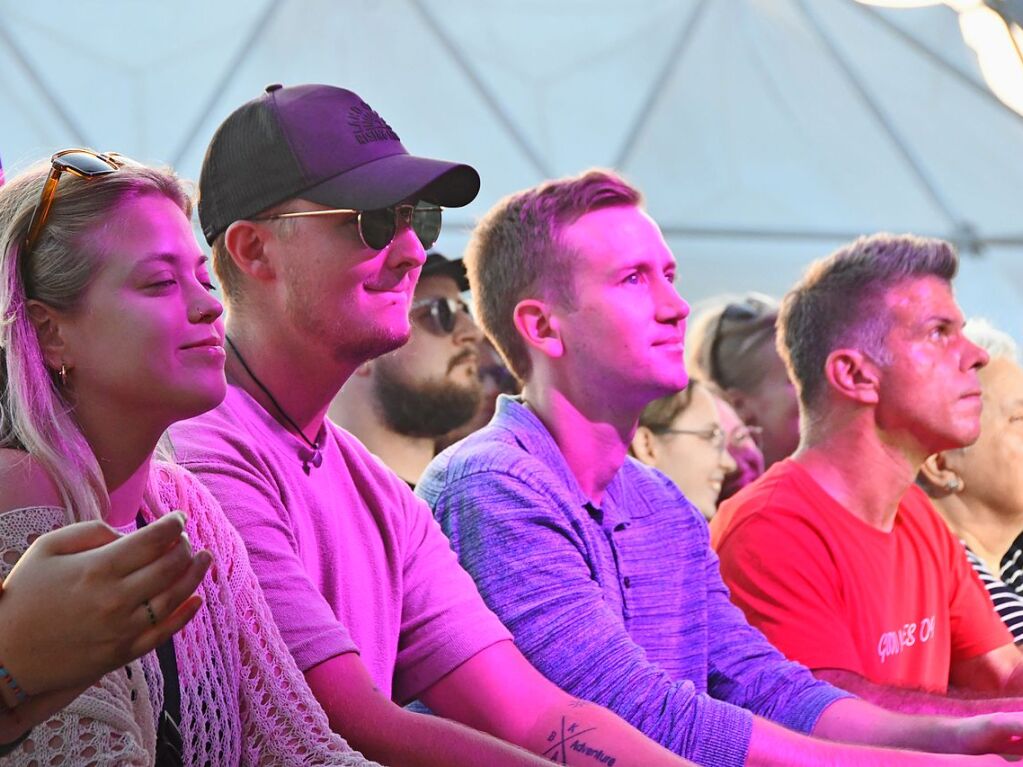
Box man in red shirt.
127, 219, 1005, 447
713, 233, 1023, 712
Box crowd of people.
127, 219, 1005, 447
2, 82, 1023, 766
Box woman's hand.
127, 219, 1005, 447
0, 513, 212, 699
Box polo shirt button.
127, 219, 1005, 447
623, 576, 632, 588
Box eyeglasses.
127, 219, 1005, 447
410, 296, 471, 335
255, 201, 442, 251
653, 424, 763, 452
23, 149, 125, 256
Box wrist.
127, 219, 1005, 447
0, 664, 28, 709
0, 726, 31, 754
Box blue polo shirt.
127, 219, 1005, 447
418, 396, 851, 767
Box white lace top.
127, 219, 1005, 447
0, 462, 381, 766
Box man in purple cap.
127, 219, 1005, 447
329, 253, 485, 489
170, 84, 700, 767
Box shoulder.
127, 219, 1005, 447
419, 422, 566, 509
149, 461, 223, 519
899, 484, 946, 524
168, 384, 267, 465
714, 460, 816, 542
897, 486, 958, 546
897, 485, 967, 559
0, 449, 63, 512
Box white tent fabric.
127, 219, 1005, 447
2, 0, 1021, 337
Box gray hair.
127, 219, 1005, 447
778, 233, 958, 411
964, 318, 1018, 363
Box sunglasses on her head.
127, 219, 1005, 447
708, 294, 776, 384
23, 149, 126, 256
254, 201, 442, 251
410, 296, 471, 336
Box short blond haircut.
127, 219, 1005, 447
465, 168, 642, 381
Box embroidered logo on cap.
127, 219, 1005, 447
348, 103, 400, 145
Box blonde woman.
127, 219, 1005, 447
0, 150, 378, 766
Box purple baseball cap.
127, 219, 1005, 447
197, 83, 481, 244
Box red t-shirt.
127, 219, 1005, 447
711, 459, 1011, 693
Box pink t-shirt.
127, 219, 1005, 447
170, 382, 510, 703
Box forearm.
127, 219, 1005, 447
518, 698, 695, 767
0, 687, 83, 745
750, 715, 993, 767
812, 697, 969, 753
308, 654, 548, 767
816, 668, 1023, 715
346, 707, 546, 767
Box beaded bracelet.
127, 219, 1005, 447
0, 664, 27, 706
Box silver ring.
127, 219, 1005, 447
143, 599, 157, 627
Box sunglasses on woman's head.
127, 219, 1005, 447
709, 294, 777, 383
255, 201, 442, 251
410, 296, 471, 336
23, 149, 125, 256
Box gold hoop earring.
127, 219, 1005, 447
58, 363, 68, 387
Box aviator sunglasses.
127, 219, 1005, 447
255, 201, 442, 251
23, 149, 125, 256
410, 296, 471, 336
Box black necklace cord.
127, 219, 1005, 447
225, 336, 323, 474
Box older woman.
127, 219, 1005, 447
920, 319, 1023, 642
0, 150, 378, 765
630, 380, 740, 520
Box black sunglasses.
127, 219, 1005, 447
23, 149, 125, 256
255, 201, 442, 251
410, 296, 471, 335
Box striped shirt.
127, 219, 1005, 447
962, 543, 1023, 642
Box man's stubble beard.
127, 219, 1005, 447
284, 279, 411, 366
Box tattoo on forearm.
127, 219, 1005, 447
543, 716, 617, 766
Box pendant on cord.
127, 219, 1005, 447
298, 443, 324, 475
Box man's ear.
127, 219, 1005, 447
24, 300, 69, 371
223, 220, 276, 281
512, 299, 563, 360
824, 348, 880, 405
630, 425, 659, 466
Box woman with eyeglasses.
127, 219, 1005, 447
630, 381, 743, 521
0, 151, 378, 765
